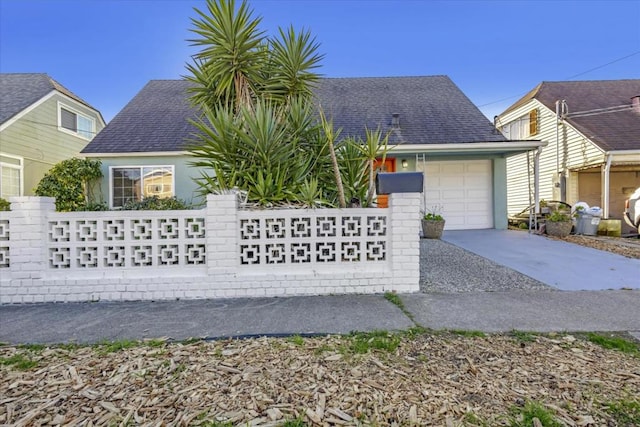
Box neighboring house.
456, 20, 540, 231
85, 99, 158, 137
0, 73, 106, 198
82, 76, 544, 230
497, 80, 640, 234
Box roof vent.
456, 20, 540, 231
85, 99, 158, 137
391, 113, 400, 128
632, 95, 640, 114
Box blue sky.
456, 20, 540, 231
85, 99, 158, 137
1, 0, 639, 123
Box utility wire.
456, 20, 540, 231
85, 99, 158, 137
565, 51, 640, 80
478, 51, 640, 109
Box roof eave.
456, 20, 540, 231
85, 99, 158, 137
82, 151, 189, 158
389, 141, 547, 156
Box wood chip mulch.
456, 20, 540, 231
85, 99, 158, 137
1, 333, 639, 426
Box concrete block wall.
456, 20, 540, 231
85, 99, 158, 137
0, 193, 421, 304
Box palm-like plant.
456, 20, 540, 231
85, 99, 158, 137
186, 0, 266, 111
186, 0, 336, 206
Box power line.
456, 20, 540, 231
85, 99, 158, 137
479, 51, 640, 109
565, 51, 640, 80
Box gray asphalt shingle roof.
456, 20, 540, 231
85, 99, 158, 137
502, 80, 640, 152
82, 76, 506, 154
0, 73, 97, 125
314, 76, 506, 144
82, 80, 197, 154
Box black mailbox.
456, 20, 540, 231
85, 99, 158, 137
375, 172, 424, 194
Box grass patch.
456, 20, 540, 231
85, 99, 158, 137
384, 291, 418, 324
463, 412, 489, 426
17, 343, 47, 352
384, 291, 404, 308
510, 330, 537, 343
604, 398, 640, 425
287, 335, 305, 346
347, 330, 401, 354
450, 329, 486, 338
95, 339, 139, 354
509, 401, 562, 427
0, 353, 38, 370
144, 339, 167, 348
587, 333, 639, 355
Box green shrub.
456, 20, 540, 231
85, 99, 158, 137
0, 198, 10, 211
34, 158, 103, 211
120, 196, 190, 210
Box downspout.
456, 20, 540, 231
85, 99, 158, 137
534, 146, 541, 220
603, 152, 612, 219
556, 100, 560, 179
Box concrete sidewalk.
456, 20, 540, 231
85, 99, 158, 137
1, 291, 638, 345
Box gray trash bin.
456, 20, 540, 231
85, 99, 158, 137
575, 213, 600, 235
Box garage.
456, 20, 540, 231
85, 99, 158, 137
417, 160, 493, 230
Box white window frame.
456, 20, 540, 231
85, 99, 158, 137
109, 165, 175, 209
0, 152, 24, 198
501, 109, 538, 139
57, 101, 96, 140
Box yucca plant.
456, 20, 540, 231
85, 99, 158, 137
186, 0, 339, 206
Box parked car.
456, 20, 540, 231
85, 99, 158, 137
623, 187, 640, 234
508, 200, 572, 227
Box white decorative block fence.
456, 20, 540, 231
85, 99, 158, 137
0, 193, 421, 304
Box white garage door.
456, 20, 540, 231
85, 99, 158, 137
418, 160, 493, 230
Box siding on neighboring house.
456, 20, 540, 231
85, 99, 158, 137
500, 99, 604, 214
1, 92, 104, 195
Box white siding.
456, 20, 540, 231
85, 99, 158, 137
501, 100, 605, 214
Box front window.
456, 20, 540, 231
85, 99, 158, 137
110, 166, 174, 208
0, 153, 23, 198
58, 103, 95, 139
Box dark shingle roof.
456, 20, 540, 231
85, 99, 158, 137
82, 76, 505, 154
82, 80, 197, 153
0, 73, 97, 124
502, 80, 640, 151
314, 76, 505, 144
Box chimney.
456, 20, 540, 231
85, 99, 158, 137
632, 95, 640, 114
391, 113, 400, 128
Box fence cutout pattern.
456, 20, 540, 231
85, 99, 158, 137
0, 219, 8, 268
238, 210, 389, 266
46, 212, 206, 269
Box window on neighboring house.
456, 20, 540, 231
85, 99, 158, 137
58, 103, 95, 139
501, 109, 539, 139
529, 109, 539, 136
0, 153, 23, 198
110, 166, 174, 208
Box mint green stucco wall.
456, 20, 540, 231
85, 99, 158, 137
93, 155, 207, 208
492, 157, 508, 230
94, 152, 509, 228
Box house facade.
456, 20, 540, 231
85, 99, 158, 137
498, 80, 640, 234
82, 76, 544, 230
0, 73, 105, 198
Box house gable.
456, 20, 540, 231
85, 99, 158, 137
0, 73, 105, 197
503, 80, 640, 152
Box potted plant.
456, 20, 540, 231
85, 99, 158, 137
545, 210, 573, 237
539, 199, 550, 214
421, 206, 445, 239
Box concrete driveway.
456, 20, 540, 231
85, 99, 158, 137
442, 229, 639, 291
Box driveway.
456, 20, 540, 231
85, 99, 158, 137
441, 229, 640, 291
